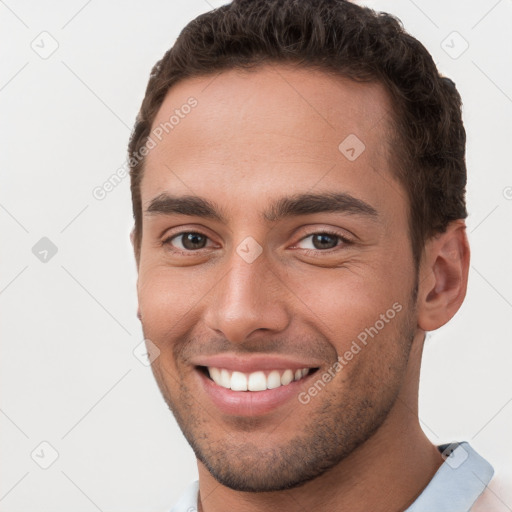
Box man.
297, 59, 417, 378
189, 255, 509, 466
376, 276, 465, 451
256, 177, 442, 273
127, 1, 500, 510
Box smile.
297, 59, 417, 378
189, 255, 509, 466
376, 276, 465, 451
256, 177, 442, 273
202, 366, 314, 391
191, 354, 323, 416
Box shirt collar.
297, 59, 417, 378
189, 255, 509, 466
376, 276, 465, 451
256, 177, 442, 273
405, 442, 494, 512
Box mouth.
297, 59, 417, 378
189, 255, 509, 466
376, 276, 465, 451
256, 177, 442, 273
196, 365, 320, 392
194, 362, 321, 417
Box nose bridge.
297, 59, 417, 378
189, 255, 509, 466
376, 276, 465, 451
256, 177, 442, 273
205, 246, 289, 342
225, 258, 264, 312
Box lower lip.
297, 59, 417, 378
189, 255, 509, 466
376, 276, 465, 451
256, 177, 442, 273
196, 368, 316, 416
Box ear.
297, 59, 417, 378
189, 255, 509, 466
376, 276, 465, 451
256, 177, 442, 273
129, 228, 142, 321
417, 220, 470, 331
130, 227, 140, 269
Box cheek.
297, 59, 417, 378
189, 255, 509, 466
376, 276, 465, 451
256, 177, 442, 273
284, 262, 414, 390
137, 264, 224, 367
137, 267, 195, 356
286, 262, 409, 342
138, 264, 207, 319
138, 274, 176, 326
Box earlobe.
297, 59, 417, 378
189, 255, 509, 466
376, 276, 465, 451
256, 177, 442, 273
417, 221, 470, 332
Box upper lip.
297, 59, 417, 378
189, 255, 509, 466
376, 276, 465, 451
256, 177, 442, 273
191, 353, 323, 373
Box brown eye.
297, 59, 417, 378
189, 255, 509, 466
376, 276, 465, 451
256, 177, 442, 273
311, 233, 339, 250
296, 232, 347, 251
164, 232, 210, 251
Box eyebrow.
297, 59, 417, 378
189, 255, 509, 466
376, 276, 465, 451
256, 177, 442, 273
145, 193, 228, 222
144, 191, 378, 223
263, 192, 378, 222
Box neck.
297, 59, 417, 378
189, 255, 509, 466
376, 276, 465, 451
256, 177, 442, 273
196, 331, 443, 512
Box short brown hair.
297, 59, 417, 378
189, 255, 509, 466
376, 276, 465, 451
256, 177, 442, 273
128, 0, 467, 267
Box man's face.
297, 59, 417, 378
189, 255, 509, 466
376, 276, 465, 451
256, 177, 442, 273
135, 65, 419, 492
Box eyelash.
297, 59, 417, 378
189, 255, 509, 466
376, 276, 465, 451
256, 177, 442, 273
161, 229, 354, 256
294, 230, 354, 256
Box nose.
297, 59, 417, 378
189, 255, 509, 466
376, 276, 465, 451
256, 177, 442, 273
204, 249, 290, 343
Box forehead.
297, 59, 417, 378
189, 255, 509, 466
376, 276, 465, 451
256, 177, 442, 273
142, 64, 403, 217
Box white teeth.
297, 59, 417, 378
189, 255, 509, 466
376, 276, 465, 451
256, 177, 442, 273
220, 369, 231, 389
206, 366, 312, 391
280, 369, 294, 385
230, 371, 248, 391
248, 371, 267, 391
267, 370, 282, 389
209, 367, 221, 383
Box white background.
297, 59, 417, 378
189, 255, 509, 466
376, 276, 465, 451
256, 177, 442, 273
1, 0, 511, 510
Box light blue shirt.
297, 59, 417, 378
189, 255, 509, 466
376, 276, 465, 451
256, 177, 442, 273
169, 442, 493, 512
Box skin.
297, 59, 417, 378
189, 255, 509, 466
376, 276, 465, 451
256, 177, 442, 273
131, 64, 470, 512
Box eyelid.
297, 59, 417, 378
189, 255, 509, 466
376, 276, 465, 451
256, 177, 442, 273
292, 226, 355, 244
161, 228, 218, 252
161, 227, 355, 254
160, 223, 217, 241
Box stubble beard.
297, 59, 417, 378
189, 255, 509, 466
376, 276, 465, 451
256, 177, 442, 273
148, 293, 418, 493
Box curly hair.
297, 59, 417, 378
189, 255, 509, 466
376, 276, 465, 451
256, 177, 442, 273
128, 0, 467, 267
